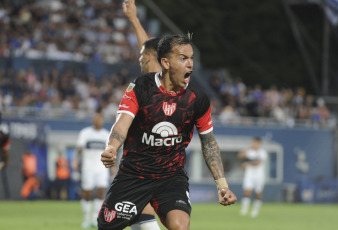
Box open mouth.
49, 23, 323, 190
184, 71, 192, 78
184, 71, 192, 84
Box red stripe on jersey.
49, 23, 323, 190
158, 85, 185, 96
195, 106, 213, 133
117, 89, 139, 116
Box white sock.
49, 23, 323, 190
251, 199, 262, 217
139, 220, 161, 230
93, 199, 103, 223
240, 197, 251, 215
81, 199, 92, 223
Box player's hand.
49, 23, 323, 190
218, 187, 237, 206
101, 148, 117, 168
122, 0, 137, 21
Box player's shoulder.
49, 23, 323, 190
80, 126, 93, 134
134, 72, 156, 88
187, 82, 210, 102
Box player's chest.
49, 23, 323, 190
138, 92, 196, 125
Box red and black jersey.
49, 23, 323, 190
117, 73, 213, 179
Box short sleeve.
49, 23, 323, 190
195, 93, 213, 134
117, 83, 139, 118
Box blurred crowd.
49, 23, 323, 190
0, 0, 143, 63
209, 70, 332, 127
0, 0, 334, 127
0, 66, 132, 120
0, 65, 333, 127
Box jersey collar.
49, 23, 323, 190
155, 72, 187, 96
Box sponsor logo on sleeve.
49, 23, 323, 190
126, 83, 135, 92
122, 94, 132, 100
119, 104, 130, 109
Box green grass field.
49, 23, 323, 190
0, 201, 337, 230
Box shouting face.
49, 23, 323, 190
163, 44, 193, 91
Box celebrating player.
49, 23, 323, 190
72, 109, 115, 228
98, 34, 237, 230
238, 137, 267, 217
123, 1, 162, 229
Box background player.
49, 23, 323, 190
0, 114, 10, 172
238, 137, 267, 217
123, 0, 162, 74
123, 1, 161, 229
72, 109, 115, 228
98, 34, 237, 230
0, 112, 10, 199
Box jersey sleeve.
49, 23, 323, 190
195, 93, 213, 135
76, 129, 86, 148
117, 83, 139, 118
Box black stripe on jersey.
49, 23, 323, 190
85, 141, 105, 149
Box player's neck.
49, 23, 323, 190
93, 126, 101, 131
148, 63, 161, 73
159, 72, 180, 92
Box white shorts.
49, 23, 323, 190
81, 169, 109, 191
243, 175, 265, 193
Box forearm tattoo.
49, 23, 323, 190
108, 129, 126, 148
199, 132, 224, 180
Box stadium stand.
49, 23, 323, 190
0, 0, 336, 128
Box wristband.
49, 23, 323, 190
105, 145, 116, 151
215, 178, 229, 190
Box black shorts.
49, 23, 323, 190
97, 174, 191, 230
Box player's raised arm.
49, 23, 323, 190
102, 113, 134, 168
123, 0, 149, 50
198, 131, 237, 206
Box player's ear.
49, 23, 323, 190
161, 57, 170, 70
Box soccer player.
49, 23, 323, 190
123, 0, 162, 74
0, 113, 10, 198
98, 34, 237, 230
0, 124, 10, 172
238, 137, 267, 218
123, 1, 162, 229
72, 109, 115, 228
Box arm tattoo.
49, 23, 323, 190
199, 132, 224, 180
108, 130, 126, 148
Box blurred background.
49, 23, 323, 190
0, 0, 337, 205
